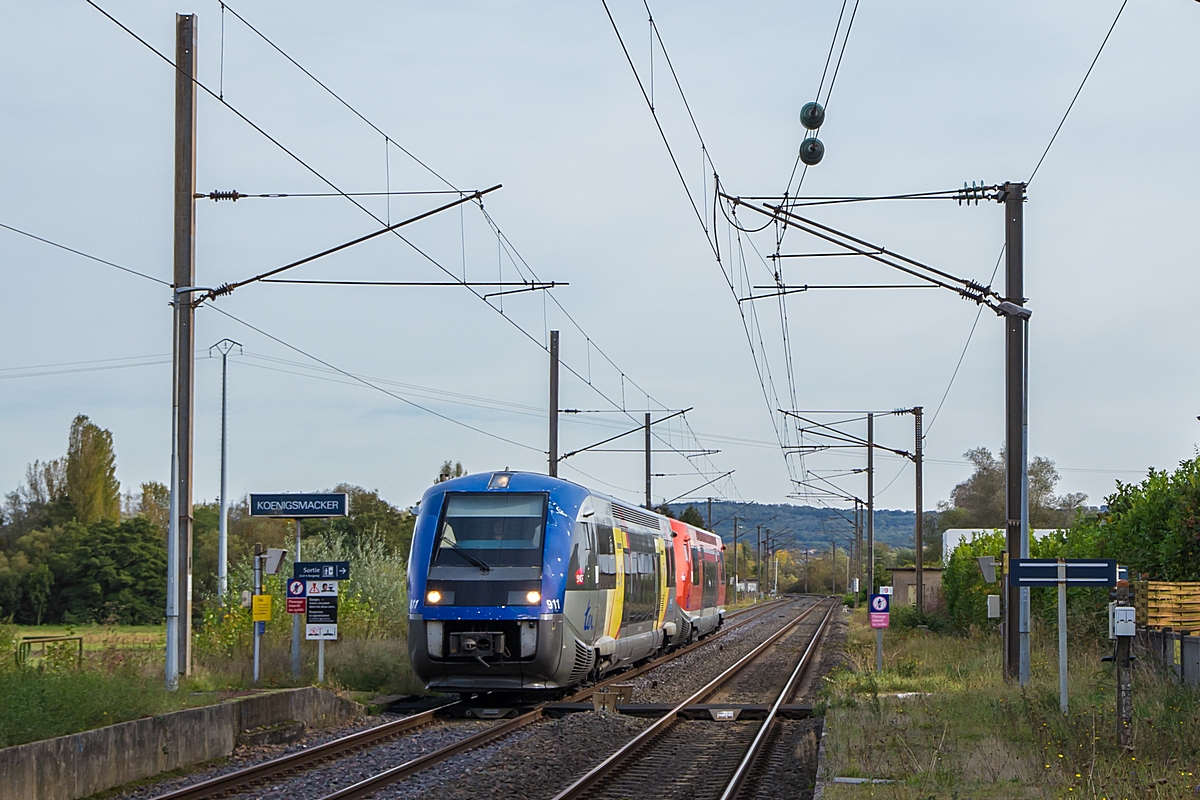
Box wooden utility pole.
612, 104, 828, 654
168, 12, 198, 685
549, 330, 559, 477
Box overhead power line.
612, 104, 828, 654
0, 221, 169, 286
85, 0, 738, 506
1028, 0, 1130, 184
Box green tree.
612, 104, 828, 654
65, 415, 120, 526
436, 461, 466, 483
299, 485, 415, 557
55, 516, 166, 624
26, 563, 52, 625
679, 505, 705, 528
936, 446, 1086, 530
137, 481, 170, 532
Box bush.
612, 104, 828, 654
890, 604, 952, 633
193, 529, 411, 690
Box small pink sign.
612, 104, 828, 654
869, 612, 890, 629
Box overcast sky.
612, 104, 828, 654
2, 1, 1197, 519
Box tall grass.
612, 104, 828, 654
192, 531, 420, 695
821, 610, 1200, 799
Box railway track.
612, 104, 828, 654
149, 597, 795, 800
549, 597, 835, 800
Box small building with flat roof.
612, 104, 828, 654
887, 567, 943, 608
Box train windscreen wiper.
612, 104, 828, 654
442, 539, 491, 574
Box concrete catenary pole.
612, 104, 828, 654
167, 12, 198, 688
914, 406, 924, 613
867, 413, 875, 594
549, 330, 559, 477
1003, 182, 1027, 682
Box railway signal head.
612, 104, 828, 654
799, 137, 825, 166
799, 102, 825, 130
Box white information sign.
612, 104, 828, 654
306, 623, 338, 640
880, 585, 894, 595
306, 580, 339, 597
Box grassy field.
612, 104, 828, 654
820, 608, 1200, 799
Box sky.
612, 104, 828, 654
2, 0, 1197, 520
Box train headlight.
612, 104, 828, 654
426, 590, 442, 604
525, 590, 541, 604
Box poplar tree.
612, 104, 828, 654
65, 414, 120, 526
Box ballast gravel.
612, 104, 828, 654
374, 711, 652, 800
113, 712, 416, 799
626, 598, 815, 705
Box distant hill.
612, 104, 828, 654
664, 500, 917, 550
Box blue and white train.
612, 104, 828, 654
406, 471, 727, 694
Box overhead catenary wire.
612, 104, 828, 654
1028, 0, 1130, 185
85, 1, 735, 506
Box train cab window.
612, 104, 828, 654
666, 545, 675, 584
433, 493, 546, 569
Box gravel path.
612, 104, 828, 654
624, 598, 815, 705
376, 711, 652, 800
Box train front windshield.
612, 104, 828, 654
433, 493, 547, 568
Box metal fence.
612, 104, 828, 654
1137, 628, 1200, 686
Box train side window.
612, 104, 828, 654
666, 545, 675, 584
691, 546, 701, 586
596, 524, 617, 590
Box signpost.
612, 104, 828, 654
295, 565, 345, 682
249, 493, 348, 679
869, 593, 890, 672
1010, 558, 1118, 714
285, 578, 307, 615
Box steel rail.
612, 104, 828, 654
548, 599, 830, 800
718, 601, 835, 800
319, 598, 802, 800
151, 598, 793, 800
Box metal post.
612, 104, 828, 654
1020, 318, 1031, 685
732, 516, 739, 603
1057, 557, 1068, 714
1003, 181, 1027, 682
1116, 582, 1133, 746
831, 539, 836, 595
318, 639, 325, 683
914, 406, 924, 614
549, 330, 559, 477
867, 413, 875, 594
707, 497, 712, 530
253, 544, 262, 684
211, 338, 240, 602
756, 525, 762, 599
645, 412, 651, 508
804, 548, 809, 594
171, 13, 198, 683
854, 501, 862, 607
876, 628, 883, 673
292, 519, 301, 678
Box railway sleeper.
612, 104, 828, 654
544, 702, 814, 720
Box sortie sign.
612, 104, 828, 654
248, 493, 349, 518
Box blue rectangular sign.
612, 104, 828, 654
249, 493, 349, 518
293, 560, 351, 581
1009, 558, 1117, 587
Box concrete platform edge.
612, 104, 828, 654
0, 687, 363, 800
